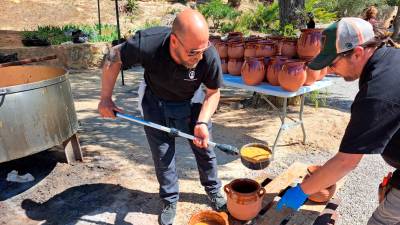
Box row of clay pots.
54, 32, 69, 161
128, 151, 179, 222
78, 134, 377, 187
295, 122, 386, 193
212, 28, 324, 61
216, 40, 278, 60
222, 56, 328, 92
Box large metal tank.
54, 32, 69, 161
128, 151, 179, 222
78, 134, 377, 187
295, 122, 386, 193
0, 65, 78, 163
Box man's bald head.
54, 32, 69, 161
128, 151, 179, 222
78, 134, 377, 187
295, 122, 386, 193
172, 8, 209, 42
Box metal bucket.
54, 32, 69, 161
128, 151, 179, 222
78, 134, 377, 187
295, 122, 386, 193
0, 65, 78, 163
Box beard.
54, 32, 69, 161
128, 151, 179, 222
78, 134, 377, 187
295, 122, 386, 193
176, 50, 199, 69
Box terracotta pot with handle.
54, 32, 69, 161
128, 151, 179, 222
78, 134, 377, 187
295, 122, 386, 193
244, 42, 258, 58
281, 38, 298, 58
224, 178, 266, 221
297, 29, 323, 60
215, 41, 228, 58
278, 60, 307, 92
210, 35, 221, 46
255, 40, 276, 58
220, 58, 228, 74
228, 58, 244, 76
266, 56, 287, 86
304, 61, 320, 86
318, 67, 328, 80
228, 41, 244, 59
267, 36, 284, 55
241, 57, 265, 86
228, 32, 243, 41
188, 210, 229, 225
304, 165, 337, 203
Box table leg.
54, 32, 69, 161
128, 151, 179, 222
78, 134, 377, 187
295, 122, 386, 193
300, 94, 306, 144
272, 97, 287, 152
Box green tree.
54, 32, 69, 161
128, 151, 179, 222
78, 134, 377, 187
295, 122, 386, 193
386, 0, 400, 40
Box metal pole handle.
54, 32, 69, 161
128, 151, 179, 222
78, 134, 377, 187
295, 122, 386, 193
115, 112, 239, 155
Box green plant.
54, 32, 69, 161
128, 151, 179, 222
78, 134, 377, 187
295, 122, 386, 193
280, 23, 297, 37
198, 0, 240, 30
306, 90, 328, 108
22, 24, 119, 45
305, 0, 337, 23
143, 19, 162, 29
124, 0, 139, 15
387, 0, 400, 5
337, 0, 387, 17
166, 7, 181, 15
235, 2, 279, 33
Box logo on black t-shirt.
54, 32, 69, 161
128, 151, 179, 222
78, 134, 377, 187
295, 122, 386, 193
185, 70, 197, 81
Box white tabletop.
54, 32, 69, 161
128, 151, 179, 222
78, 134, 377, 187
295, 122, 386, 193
223, 74, 333, 98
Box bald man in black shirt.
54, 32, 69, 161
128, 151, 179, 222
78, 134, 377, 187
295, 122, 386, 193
98, 9, 225, 225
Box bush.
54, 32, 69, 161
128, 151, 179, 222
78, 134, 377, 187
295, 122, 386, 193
123, 0, 139, 15
305, 0, 338, 23
336, 0, 387, 17
22, 24, 119, 45
232, 2, 279, 34
198, 0, 240, 30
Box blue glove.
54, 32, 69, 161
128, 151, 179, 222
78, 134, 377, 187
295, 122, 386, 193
276, 184, 309, 212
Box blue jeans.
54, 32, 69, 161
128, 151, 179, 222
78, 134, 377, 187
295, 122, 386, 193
141, 88, 221, 204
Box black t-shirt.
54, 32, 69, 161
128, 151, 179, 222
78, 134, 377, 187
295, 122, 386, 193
119, 26, 222, 101
339, 46, 400, 168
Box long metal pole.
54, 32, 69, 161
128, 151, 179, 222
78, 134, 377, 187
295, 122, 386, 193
97, 0, 102, 35
114, 0, 125, 86
115, 112, 239, 155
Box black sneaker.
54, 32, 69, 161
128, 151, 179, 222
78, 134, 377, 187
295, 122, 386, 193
207, 191, 227, 212
158, 202, 177, 225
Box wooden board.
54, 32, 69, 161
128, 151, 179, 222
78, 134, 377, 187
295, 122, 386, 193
228, 162, 346, 225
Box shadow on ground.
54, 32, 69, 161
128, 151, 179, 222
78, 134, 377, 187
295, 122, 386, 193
0, 150, 63, 201
21, 183, 208, 225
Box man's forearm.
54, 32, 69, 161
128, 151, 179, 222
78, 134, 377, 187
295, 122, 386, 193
300, 152, 363, 195
101, 45, 123, 100
197, 89, 220, 123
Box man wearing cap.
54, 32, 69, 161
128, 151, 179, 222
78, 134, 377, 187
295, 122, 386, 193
277, 17, 400, 225
98, 9, 226, 225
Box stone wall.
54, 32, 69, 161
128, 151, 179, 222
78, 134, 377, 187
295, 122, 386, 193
0, 42, 110, 69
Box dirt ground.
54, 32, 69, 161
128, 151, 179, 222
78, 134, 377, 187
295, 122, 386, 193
0, 69, 350, 225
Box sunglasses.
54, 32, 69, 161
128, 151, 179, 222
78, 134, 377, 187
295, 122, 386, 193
172, 33, 211, 57
329, 49, 354, 69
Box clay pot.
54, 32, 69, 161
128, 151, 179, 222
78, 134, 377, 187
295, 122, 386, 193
267, 36, 284, 55
244, 42, 258, 58
228, 32, 244, 41
228, 41, 244, 59
278, 60, 307, 92
228, 58, 244, 76
263, 57, 271, 82
215, 41, 228, 58
304, 62, 320, 86
304, 165, 337, 203
188, 210, 229, 225
224, 178, 266, 221
297, 29, 323, 60
266, 56, 287, 86
209, 35, 221, 46
281, 38, 298, 58
318, 67, 328, 80
241, 57, 265, 86
221, 58, 228, 74
255, 40, 276, 58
